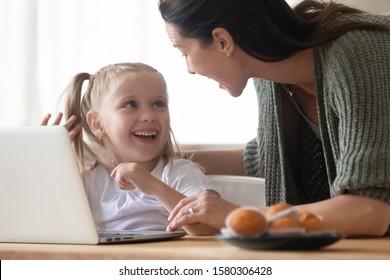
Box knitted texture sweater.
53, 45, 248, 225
244, 14, 390, 207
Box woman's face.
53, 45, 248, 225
165, 22, 249, 97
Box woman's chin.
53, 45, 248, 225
218, 83, 231, 93
218, 83, 242, 97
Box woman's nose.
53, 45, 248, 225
186, 62, 195, 74
187, 68, 196, 75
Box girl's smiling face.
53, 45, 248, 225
94, 71, 170, 167
165, 22, 249, 97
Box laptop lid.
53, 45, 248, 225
0, 126, 185, 244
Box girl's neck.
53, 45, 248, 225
141, 157, 161, 172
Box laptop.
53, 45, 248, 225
0, 126, 186, 244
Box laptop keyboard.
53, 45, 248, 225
98, 232, 139, 237
98, 231, 142, 242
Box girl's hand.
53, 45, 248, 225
41, 113, 82, 142
166, 191, 239, 232
111, 162, 159, 195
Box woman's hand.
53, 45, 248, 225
112, 162, 221, 236
166, 191, 239, 232
41, 112, 82, 141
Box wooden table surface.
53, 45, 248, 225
1, 235, 389, 260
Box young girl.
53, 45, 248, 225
42, 62, 217, 236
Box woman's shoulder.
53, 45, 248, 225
319, 14, 390, 54
357, 13, 390, 26
315, 16, 390, 76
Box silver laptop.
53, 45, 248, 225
0, 126, 186, 244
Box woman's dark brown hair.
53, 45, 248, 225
159, 0, 389, 61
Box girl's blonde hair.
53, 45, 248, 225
62, 62, 179, 174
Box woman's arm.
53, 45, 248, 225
299, 194, 390, 236
111, 162, 218, 235
183, 149, 245, 175
167, 193, 390, 237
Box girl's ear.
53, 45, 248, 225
86, 111, 106, 140
212, 27, 235, 57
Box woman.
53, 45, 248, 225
160, 0, 390, 236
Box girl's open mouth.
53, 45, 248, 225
133, 130, 158, 140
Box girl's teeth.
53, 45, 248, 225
134, 131, 157, 136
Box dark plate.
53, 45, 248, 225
218, 232, 343, 250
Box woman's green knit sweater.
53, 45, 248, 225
244, 14, 390, 207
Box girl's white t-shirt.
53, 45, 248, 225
84, 158, 211, 231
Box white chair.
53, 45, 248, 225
207, 175, 265, 207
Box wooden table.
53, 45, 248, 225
1, 235, 389, 260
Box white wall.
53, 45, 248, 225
0, 0, 259, 146
1, 0, 388, 146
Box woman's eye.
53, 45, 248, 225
125, 101, 137, 108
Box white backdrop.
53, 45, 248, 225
1, 0, 388, 144
0, 0, 258, 145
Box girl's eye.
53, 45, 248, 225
154, 100, 167, 108
125, 100, 137, 108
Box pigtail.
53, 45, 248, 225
63, 73, 91, 174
